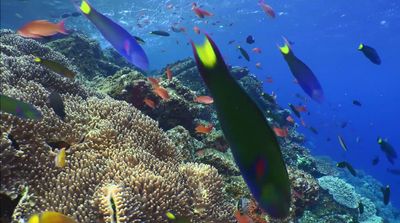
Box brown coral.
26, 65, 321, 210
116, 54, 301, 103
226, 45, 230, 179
0, 30, 234, 223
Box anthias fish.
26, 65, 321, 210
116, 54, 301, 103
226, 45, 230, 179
0, 94, 42, 120
377, 137, 397, 164
279, 41, 324, 103
194, 96, 214, 104
76, 0, 149, 70
18, 20, 67, 38
28, 211, 77, 223
34, 57, 76, 79
358, 43, 381, 65
143, 98, 156, 109
238, 46, 250, 61
191, 3, 213, 18
258, 0, 275, 18
195, 124, 213, 134
191, 34, 290, 218
166, 67, 173, 81
337, 161, 357, 176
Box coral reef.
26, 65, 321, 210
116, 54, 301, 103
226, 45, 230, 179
318, 176, 360, 209
45, 33, 133, 79
0, 30, 234, 223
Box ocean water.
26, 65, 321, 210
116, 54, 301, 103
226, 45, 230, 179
1, 0, 400, 221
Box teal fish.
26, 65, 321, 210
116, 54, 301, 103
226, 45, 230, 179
34, 57, 76, 79
358, 43, 381, 65
191, 34, 290, 218
0, 94, 42, 120
279, 41, 324, 103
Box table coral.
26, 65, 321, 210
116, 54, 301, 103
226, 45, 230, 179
318, 176, 360, 209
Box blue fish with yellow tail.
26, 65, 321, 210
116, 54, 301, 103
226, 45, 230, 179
0, 94, 42, 120
279, 40, 324, 103
75, 0, 149, 70
191, 34, 291, 218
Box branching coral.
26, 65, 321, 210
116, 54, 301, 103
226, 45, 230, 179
0, 30, 234, 223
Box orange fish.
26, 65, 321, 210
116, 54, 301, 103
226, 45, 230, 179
294, 105, 307, 112
195, 124, 213, 134
166, 67, 173, 81
273, 127, 288, 137
234, 210, 253, 223
300, 119, 307, 127
255, 62, 262, 69
192, 3, 213, 18
258, 0, 275, 18
286, 115, 295, 123
252, 47, 262, 53
265, 76, 273, 83
143, 98, 156, 109
153, 87, 170, 100
194, 96, 214, 104
193, 26, 200, 34
147, 77, 160, 88
18, 20, 67, 38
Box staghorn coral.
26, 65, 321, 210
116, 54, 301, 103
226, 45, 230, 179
0, 31, 234, 223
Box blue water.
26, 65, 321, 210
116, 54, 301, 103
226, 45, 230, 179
2, 0, 399, 209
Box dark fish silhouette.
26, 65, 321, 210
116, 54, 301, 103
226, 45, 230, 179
372, 156, 379, 166
246, 35, 255, 44
49, 92, 66, 120
309, 126, 318, 135
149, 30, 170, 36
352, 100, 362, 106
134, 36, 145, 44
279, 41, 324, 103
337, 161, 357, 176
358, 43, 381, 65
191, 34, 290, 218
381, 185, 390, 205
358, 202, 364, 214
237, 46, 250, 61
377, 137, 397, 164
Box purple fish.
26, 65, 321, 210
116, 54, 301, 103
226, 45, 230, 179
75, 0, 149, 70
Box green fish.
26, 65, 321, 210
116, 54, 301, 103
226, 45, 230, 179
358, 43, 381, 65
237, 45, 250, 61
34, 57, 76, 79
191, 34, 290, 218
0, 94, 42, 120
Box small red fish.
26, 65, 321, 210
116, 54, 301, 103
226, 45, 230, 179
294, 105, 307, 112
192, 3, 213, 18
143, 98, 156, 109
265, 76, 273, 83
193, 26, 200, 34
273, 127, 288, 137
166, 67, 173, 81
18, 20, 67, 38
300, 119, 307, 127
252, 47, 262, 53
234, 210, 253, 223
255, 62, 262, 69
153, 87, 170, 100
195, 124, 213, 134
147, 77, 160, 88
286, 115, 295, 123
194, 96, 214, 104
258, 0, 275, 18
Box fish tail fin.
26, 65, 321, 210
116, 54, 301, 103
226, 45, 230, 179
58, 20, 68, 34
